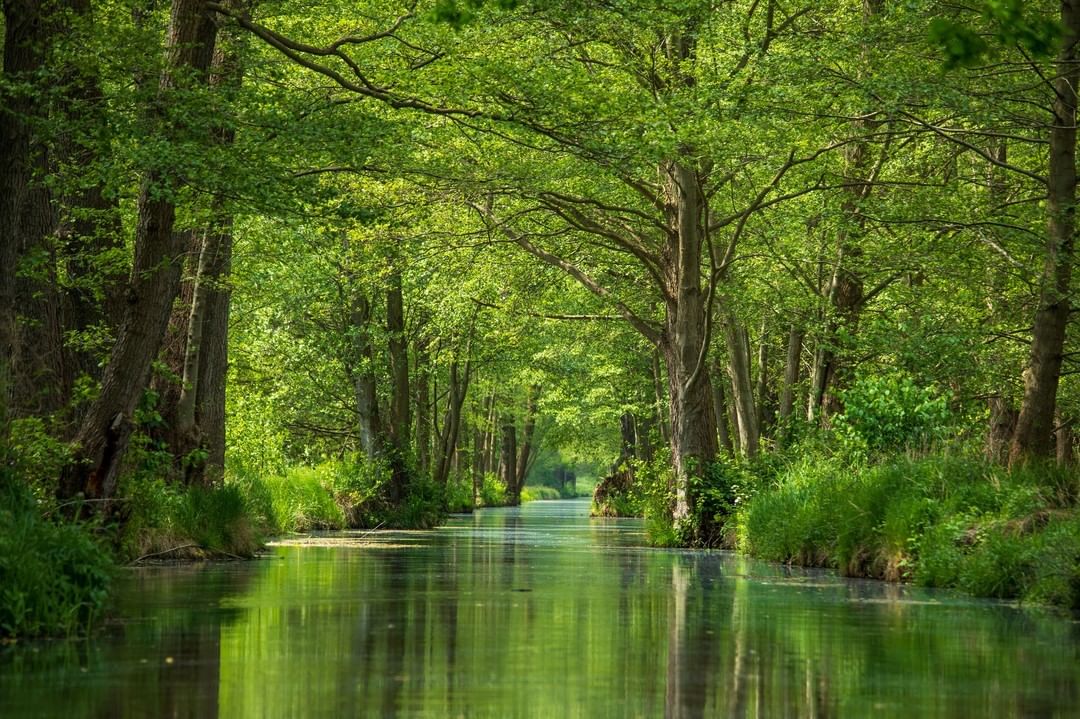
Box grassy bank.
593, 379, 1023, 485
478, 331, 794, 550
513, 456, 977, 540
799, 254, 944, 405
732, 453, 1080, 610
0, 472, 112, 640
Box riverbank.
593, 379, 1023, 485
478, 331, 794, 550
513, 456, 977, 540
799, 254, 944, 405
0, 452, 587, 640
730, 453, 1080, 611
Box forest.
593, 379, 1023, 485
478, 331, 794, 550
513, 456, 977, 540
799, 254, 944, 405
3, 0, 1080, 641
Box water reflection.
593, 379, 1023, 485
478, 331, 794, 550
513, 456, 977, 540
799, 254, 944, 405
2, 499, 1078, 718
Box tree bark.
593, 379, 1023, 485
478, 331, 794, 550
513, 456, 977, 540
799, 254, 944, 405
515, 386, 539, 490
1010, 0, 1080, 464
413, 334, 431, 474
350, 290, 382, 459
711, 365, 734, 456
1, 0, 48, 440
434, 361, 469, 485
725, 318, 758, 458
386, 263, 409, 450
385, 262, 409, 501
59, 0, 220, 502
499, 418, 518, 505
754, 322, 770, 434
659, 157, 719, 533
779, 325, 803, 424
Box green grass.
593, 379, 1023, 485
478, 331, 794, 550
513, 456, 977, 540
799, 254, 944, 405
733, 452, 1080, 609
0, 475, 113, 639
521, 485, 561, 502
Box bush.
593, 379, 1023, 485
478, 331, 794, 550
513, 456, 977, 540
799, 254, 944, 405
833, 373, 952, 456
443, 478, 475, 513
477, 473, 507, 507
0, 476, 113, 639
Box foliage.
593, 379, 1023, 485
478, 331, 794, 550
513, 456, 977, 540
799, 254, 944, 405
832, 373, 953, 457
0, 475, 112, 639
477, 473, 507, 507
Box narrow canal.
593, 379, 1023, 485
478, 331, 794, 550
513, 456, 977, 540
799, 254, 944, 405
2, 498, 1078, 717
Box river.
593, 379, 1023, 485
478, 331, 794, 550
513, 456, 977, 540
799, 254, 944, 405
1, 498, 1078, 717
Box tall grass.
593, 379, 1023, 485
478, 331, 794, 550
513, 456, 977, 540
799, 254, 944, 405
0, 474, 113, 639
734, 453, 1080, 609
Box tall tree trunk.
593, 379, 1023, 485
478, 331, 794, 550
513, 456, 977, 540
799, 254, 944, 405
711, 363, 733, 455
778, 325, 803, 447
350, 290, 382, 458
434, 361, 469, 486
499, 418, 518, 505
1010, 0, 1080, 464
659, 157, 718, 534
987, 396, 1018, 464
1, 0, 48, 441
176, 38, 241, 485
515, 386, 539, 490
385, 262, 409, 501
754, 322, 770, 434
386, 263, 409, 448
618, 411, 637, 466
779, 325, 803, 423
13, 143, 65, 417
725, 318, 758, 458
413, 335, 431, 475
192, 221, 231, 484
59, 0, 220, 502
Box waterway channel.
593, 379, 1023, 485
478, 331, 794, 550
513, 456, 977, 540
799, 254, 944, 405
2, 498, 1078, 717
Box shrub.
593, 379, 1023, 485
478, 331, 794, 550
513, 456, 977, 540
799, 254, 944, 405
478, 473, 507, 507
443, 478, 475, 513
833, 373, 952, 456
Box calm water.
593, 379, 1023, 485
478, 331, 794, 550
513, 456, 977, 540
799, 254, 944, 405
2, 498, 1079, 718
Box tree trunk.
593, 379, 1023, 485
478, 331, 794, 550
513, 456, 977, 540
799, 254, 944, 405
778, 325, 803, 447
515, 386, 539, 490
500, 419, 518, 505
1, 0, 48, 441
13, 143, 64, 418
386, 263, 409, 449
659, 157, 719, 534
192, 222, 231, 484
987, 396, 1017, 464
711, 365, 734, 456
725, 318, 758, 458
59, 0, 219, 502
434, 361, 469, 485
779, 325, 803, 422
754, 322, 770, 434
350, 290, 382, 458
385, 263, 409, 502
619, 411, 637, 465
413, 335, 431, 475
1056, 412, 1075, 467
1010, 0, 1080, 464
